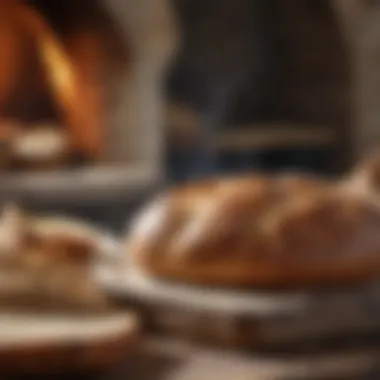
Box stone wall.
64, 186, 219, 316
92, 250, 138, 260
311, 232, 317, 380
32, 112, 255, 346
103, 0, 179, 168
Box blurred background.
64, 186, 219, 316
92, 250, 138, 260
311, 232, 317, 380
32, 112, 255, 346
0, 0, 377, 229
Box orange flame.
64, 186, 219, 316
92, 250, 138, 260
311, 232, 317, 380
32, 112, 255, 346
0, 0, 105, 160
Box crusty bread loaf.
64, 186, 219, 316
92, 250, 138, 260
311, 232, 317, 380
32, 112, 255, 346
128, 174, 380, 287
0, 311, 138, 375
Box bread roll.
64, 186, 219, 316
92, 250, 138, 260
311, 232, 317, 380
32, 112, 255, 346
128, 174, 380, 287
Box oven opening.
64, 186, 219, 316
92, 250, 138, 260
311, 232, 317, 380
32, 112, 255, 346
0, 0, 128, 168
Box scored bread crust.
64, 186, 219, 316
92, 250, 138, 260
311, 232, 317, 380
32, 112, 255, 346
128, 174, 380, 287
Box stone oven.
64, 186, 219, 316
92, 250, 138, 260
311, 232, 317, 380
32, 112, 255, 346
0, 0, 178, 204
0, 0, 380, 225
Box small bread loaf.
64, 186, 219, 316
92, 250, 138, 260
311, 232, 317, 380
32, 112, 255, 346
0, 204, 110, 311
128, 174, 380, 287
0, 201, 138, 375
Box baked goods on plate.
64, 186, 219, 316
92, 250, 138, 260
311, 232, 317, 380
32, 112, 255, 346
126, 173, 380, 287
0, 204, 138, 375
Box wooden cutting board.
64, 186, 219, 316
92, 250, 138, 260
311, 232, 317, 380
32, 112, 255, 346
0, 311, 139, 376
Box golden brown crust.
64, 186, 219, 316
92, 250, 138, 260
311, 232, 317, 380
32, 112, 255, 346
129, 174, 380, 287
135, 252, 380, 288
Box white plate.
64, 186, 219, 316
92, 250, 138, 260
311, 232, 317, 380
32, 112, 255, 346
98, 255, 380, 321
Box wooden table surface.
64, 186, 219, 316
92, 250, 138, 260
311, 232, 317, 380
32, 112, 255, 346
6, 335, 380, 380
104, 336, 380, 380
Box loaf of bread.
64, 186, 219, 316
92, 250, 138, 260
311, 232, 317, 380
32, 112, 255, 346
0, 204, 139, 375
0, 204, 111, 311
128, 174, 380, 287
